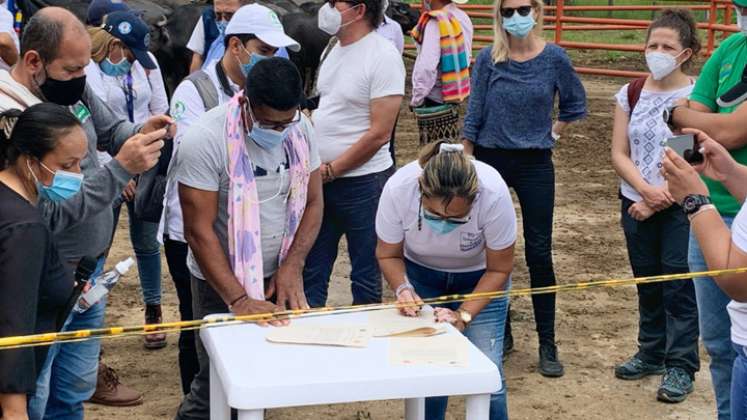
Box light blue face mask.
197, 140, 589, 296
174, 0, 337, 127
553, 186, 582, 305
250, 125, 289, 150
423, 217, 461, 235
239, 51, 271, 78
100, 56, 132, 77
503, 13, 535, 38
216, 20, 228, 35
28, 160, 84, 202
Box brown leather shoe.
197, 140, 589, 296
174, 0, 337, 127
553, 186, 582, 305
144, 304, 167, 350
88, 363, 143, 407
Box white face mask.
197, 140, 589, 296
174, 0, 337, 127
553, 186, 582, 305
317, 3, 359, 35
645, 50, 685, 80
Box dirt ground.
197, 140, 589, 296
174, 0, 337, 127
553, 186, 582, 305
87, 76, 719, 420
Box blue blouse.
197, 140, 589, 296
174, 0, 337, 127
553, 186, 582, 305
463, 44, 587, 150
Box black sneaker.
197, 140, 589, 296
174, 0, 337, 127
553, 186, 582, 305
538, 343, 564, 378
657, 367, 694, 403
614, 356, 665, 380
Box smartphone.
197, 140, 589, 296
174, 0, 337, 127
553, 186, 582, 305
664, 134, 704, 164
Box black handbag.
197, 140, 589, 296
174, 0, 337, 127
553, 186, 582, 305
133, 139, 173, 223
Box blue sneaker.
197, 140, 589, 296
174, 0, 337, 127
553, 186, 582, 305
657, 367, 694, 403
614, 356, 665, 380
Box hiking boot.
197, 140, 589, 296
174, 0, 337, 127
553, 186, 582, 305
657, 367, 694, 403
88, 363, 143, 407
614, 356, 665, 380
538, 342, 564, 378
144, 304, 167, 350
502, 331, 514, 361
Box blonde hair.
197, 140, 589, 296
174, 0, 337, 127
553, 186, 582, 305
88, 26, 118, 64
491, 0, 545, 63
418, 141, 479, 207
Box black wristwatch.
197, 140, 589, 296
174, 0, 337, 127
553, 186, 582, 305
682, 194, 712, 216
663, 105, 681, 131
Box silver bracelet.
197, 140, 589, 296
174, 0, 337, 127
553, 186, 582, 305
395, 279, 414, 298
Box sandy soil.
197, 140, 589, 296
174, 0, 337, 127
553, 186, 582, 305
86, 77, 718, 420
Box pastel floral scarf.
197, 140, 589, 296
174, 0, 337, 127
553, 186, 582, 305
224, 92, 311, 300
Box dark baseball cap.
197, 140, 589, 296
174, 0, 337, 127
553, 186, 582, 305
87, 0, 130, 26
103, 11, 157, 70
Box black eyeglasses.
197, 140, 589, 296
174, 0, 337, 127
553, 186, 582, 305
246, 102, 302, 131
327, 0, 361, 6
499, 5, 532, 18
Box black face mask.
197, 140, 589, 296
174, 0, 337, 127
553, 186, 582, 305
39, 69, 86, 106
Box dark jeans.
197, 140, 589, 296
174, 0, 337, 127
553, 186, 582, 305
175, 276, 228, 420
620, 198, 700, 375
474, 146, 557, 344
304, 167, 394, 307
164, 237, 199, 395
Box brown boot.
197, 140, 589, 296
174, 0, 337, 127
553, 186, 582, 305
88, 363, 143, 406
144, 304, 167, 350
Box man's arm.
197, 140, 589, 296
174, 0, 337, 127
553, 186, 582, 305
84, 87, 142, 156
189, 53, 204, 74
328, 95, 402, 176
268, 169, 323, 309
673, 102, 747, 150
0, 33, 17, 67
410, 21, 440, 107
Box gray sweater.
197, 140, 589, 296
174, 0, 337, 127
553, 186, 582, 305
37, 86, 139, 262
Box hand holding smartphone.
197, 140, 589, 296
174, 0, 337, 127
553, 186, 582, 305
663, 134, 704, 165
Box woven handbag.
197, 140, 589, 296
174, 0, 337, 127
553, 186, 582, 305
413, 104, 460, 146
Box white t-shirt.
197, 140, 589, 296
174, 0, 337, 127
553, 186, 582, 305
187, 16, 206, 55
175, 104, 321, 279
614, 83, 693, 202
376, 16, 404, 55
313, 31, 405, 177
728, 202, 747, 346
85, 52, 169, 124
375, 160, 517, 272
162, 60, 240, 242
0, 7, 18, 72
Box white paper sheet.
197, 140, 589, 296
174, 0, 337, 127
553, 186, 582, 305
265, 324, 371, 348
368, 307, 441, 337
389, 335, 469, 368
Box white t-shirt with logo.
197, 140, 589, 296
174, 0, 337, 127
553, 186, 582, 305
614, 83, 693, 202
313, 31, 405, 178
728, 202, 747, 346
161, 60, 240, 243
375, 160, 517, 272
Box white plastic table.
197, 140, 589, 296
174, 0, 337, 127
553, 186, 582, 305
201, 308, 501, 420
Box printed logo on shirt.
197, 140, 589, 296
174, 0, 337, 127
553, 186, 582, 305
72, 102, 91, 124
459, 232, 483, 252
171, 101, 186, 121
719, 63, 733, 85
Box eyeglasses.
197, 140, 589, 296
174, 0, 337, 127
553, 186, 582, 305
499, 5, 532, 18
422, 208, 471, 224
327, 0, 361, 7
246, 102, 302, 131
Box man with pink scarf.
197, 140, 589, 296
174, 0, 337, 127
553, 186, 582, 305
173, 57, 323, 419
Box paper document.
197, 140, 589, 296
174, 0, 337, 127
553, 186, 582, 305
368, 307, 441, 337
389, 335, 469, 368
265, 325, 371, 348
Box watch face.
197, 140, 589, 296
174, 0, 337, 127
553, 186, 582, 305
683, 196, 696, 212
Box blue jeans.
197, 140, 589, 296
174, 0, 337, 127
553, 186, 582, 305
113, 201, 162, 305
28, 257, 107, 420
732, 344, 747, 420
689, 216, 736, 420
405, 259, 509, 420
304, 167, 394, 307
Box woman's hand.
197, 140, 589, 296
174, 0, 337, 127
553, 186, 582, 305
396, 288, 423, 317
639, 185, 674, 211
683, 128, 739, 182
433, 307, 466, 332
628, 201, 655, 221
662, 147, 709, 204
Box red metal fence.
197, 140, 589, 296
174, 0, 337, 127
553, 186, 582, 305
405, 0, 740, 78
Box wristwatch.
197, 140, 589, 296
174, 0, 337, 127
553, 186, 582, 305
456, 308, 472, 325
663, 105, 681, 131
682, 194, 712, 216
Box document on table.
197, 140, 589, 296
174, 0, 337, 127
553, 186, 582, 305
389, 335, 469, 368
368, 308, 445, 337
265, 324, 371, 348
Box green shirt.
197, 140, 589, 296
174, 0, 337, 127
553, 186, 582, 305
690, 33, 747, 216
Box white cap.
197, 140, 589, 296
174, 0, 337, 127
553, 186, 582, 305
225, 4, 301, 52
115, 257, 135, 275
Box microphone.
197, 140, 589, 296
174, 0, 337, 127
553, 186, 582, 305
60, 256, 99, 325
